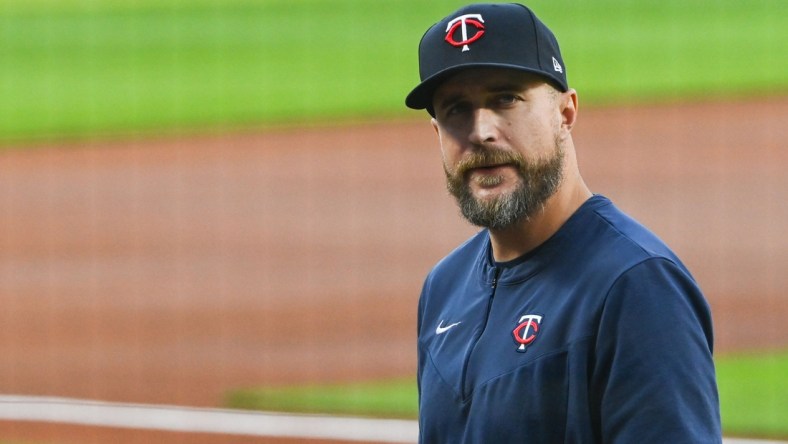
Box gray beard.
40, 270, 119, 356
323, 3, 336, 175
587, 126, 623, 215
445, 144, 564, 230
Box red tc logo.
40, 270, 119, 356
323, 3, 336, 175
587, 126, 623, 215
513, 314, 543, 352
445, 13, 485, 52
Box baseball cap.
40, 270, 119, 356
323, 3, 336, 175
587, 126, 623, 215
405, 3, 568, 112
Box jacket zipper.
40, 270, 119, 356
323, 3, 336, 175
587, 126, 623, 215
460, 266, 501, 400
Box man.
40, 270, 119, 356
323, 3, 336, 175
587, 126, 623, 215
405, 3, 721, 443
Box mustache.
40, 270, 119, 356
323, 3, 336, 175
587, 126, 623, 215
453, 148, 525, 177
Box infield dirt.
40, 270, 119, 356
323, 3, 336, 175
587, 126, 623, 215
1, 98, 786, 443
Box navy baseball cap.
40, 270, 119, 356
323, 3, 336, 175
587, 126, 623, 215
405, 3, 568, 112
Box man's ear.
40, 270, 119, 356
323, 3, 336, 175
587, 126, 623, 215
431, 117, 440, 136
560, 89, 578, 132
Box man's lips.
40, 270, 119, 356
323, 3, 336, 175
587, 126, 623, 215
467, 163, 514, 173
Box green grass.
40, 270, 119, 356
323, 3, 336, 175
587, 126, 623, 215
226, 378, 418, 419
543, 0, 788, 105
226, 351, 788, 439
717, 351, 788, 439
1, 0, 786, 143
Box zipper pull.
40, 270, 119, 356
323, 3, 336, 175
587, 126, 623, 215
491, 267, 501, 289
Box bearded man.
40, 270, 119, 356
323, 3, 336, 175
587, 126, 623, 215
405, 3, 721, 443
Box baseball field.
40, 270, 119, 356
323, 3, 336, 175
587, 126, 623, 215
1, 0, 786, 442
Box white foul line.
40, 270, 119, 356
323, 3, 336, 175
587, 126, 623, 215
0, 395, 418, 443
0, 395, 784, 444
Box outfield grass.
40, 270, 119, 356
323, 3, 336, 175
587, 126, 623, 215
1, 0, 786, 143
226, 351, 788, 439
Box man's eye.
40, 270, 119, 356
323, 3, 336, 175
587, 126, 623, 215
497, 94, 518, 105
445, 103, 470, 116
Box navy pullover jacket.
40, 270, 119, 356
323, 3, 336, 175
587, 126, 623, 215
417, 195, 721, 443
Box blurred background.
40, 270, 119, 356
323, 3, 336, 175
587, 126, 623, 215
1, 0, 786, 442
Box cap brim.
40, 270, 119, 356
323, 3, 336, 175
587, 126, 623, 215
405, 63, 568, 111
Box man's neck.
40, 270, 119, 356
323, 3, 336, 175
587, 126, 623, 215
489, 182, 592, 263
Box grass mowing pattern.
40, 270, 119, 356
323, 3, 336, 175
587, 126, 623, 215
226, 351, 788, 439
1, 0, 786, 143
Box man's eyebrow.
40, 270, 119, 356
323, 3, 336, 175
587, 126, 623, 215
486, 82, 523, 93
435, 92, 465, 110
435, 81, 526, 110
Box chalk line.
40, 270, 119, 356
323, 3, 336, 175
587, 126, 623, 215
0, 395, 418, 442
0, 395, 783, 444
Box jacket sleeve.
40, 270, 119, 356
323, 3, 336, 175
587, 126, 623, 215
416, 272, 433, 444
592, 257, 722, 443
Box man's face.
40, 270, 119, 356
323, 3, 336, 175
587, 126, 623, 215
431, 68, 567, 230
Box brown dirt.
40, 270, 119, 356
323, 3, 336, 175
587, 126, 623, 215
1, 98, 786, 442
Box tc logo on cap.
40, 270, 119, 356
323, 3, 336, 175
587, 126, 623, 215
445, 13, 485, 52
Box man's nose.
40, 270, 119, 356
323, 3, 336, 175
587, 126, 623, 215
468, 108, 499, 145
